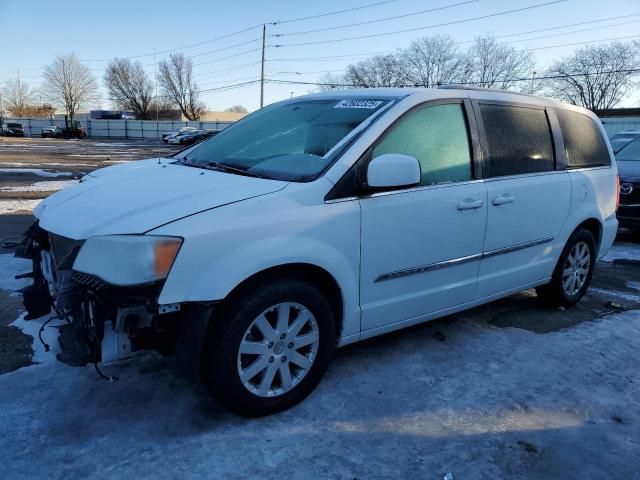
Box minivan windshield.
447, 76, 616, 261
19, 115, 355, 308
182, 98, 391, 181
616, 137, 640, 161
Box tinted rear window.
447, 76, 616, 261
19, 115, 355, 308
556, 109, 610, 168
480, 104, 554, 177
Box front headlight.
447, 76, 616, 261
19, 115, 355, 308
73, 235, 182, 286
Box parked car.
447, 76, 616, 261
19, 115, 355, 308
62, 121, 87, 139
3, 122, 25, 136
168, 129, 216, 145
168, 129, 201, 145
615, 136, 640, 229
609, 130, 640, 153
19, 88, 618, 417
162, 127, 198, 143
41, 126, 63, 138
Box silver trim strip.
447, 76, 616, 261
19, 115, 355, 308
482, 236, 553, 258
374, 236, 554, 283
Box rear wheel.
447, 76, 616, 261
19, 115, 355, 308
536, 228, 596, 307
202, 278, 335, 417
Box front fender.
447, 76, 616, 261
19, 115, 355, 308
151, 187, 362, 338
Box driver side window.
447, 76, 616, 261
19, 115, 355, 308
372, 103, 473, 186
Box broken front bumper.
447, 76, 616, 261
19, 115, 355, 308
16, 222, 180, 366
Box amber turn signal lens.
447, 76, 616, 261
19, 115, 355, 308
153, 239, 181, 277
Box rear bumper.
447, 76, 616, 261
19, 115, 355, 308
617, 204, 640, 229
598, 215, 619, 260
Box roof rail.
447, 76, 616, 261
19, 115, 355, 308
437, 84, 546, 99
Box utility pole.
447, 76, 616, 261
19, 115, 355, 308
260, 24, 266, 108
530, 71, 537, 94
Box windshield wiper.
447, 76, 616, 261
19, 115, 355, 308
202, 161, 265, 178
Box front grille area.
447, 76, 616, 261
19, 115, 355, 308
71, 272, 107, 291
620, 181, 640, 205
49, 233, 84, 271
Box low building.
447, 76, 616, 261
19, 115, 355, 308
596, 108, 640, 137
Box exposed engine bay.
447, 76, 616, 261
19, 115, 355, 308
15, 221, 183, 369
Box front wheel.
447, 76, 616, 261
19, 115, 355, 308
536, 228, 597, 307
202, 278, 336, 417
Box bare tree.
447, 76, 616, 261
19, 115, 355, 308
148, 97, 180, 120
401, 35, 470, 88
3, 77, 35, 117
42, 53, 99, 125
316, 72, 347, 91
344, 54, 411, 88
104, 58, 154, 119
466, 35, 535, 89
158, 53, 206, 120
224, 105, 248, 113
545, 42, 640, 111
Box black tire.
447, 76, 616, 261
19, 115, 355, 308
536, 228, 597, 307
202, 278, 336, 417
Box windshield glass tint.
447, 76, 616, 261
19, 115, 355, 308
617, 137, 640, 161
184, 98, 389, 181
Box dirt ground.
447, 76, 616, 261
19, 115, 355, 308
0, 136, 179, 208
0, 137, 639, 479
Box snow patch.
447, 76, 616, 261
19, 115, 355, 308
0, 161, 95, 167
627, 281, 640, 292
601, 243, 640, 262
0, 180, 79, 193
0, 254, 32, 291
0, 199, 41, 214
0, 200, 40, 215
11, 312, 62, 365
590, 287, 640, 302
0, 168, 74, 177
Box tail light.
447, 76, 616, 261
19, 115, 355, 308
616, 175, 620, 212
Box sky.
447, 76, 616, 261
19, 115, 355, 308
1, 0, 639, 112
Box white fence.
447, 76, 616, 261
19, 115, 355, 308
600, 117, 640, 137
2, 117, 235, 139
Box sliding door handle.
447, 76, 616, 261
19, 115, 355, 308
492, 194, 515, 206
457, 199, 484, 210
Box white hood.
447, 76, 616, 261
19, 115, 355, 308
36, 159, 288, 239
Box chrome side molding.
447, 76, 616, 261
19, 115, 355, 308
374, 237, 554, 283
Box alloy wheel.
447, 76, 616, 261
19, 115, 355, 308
237, 302, 320, 397
562, 241, 591, 296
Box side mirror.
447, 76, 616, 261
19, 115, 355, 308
366, 153, 421, 189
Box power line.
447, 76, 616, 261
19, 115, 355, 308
190, 38, 262, 59
526, 33, 640, 51
273, 0, 568, 47
80, 1, 401, 63
270, 0, 398, 25
479, 19, 640, 46
193, 48, 262, 66
271, 0, 479, 37
457, 13, 640, 43
80, 25, 263, 62
265, 15, 640, 65
194, 61, 262, 79
266, 67, 640, 88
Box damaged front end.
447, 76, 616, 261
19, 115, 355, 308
16, 222, 182, 367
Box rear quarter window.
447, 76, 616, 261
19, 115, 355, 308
479, 103, 555, 178
556, 109, 610, 168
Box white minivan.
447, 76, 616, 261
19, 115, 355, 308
19, 87, 618, 416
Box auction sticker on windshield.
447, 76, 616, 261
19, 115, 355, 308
335, 99, 383, 109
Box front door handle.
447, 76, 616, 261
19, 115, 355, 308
457, 198, 484, 210
492, 194, 515, 206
